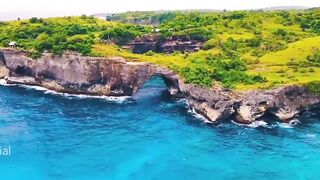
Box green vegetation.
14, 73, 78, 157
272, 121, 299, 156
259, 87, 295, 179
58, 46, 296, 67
0, 16, 120, 56
306, 81, 320, 95
99, 24, 151, 45
1, 8, 320, 90
106, 11, 177, 25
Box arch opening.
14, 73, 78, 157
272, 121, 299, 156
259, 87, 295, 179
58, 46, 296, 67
134, 70, 185, 98
133, 75, 171, 100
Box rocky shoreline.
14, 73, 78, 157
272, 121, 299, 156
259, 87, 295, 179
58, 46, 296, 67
1, 48, 319, 124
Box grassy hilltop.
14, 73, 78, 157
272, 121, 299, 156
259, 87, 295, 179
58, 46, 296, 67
0, 9, 320, 90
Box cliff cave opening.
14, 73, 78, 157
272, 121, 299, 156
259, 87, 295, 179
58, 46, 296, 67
133, 76, 172, 101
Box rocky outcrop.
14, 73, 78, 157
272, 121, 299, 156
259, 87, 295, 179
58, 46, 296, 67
0, 51, 9, 78
0, 48, 319, 125
124, 35, 203, 54
185, 84, 320, 124
0, 48, 184, 97
236, 86, 320, 123
184, 85, 239, 123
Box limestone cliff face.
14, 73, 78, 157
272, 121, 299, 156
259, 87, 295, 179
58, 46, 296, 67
236, 86, 320, 123
0, 51, 9, 78
0, 49, 184, 96
184, 85, 238, 122
0, 48, 319, 125
185, 84, 320, 123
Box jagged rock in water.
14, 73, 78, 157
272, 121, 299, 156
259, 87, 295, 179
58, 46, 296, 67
236, 86, 320, 123
184, 84, 238, 123
185, 84, 320, 124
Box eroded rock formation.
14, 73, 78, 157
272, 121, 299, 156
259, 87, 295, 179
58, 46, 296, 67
236, 86, 320, 123
0, 49, 184, 96
0, 48, 319, 125
185, 84, 320, 123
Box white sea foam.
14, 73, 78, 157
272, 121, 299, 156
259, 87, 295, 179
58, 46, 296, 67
0, 79, 131, 103
232, 120, 269, 128
247, 121, 269, 128
183, 100, 212, 123
187, 107, 212, 123
0, 79, 12, 86
276, 123, 293, 129
289, 119, 301, 125
276, 119, 300, 129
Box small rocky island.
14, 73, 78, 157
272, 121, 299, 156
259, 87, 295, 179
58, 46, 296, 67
0, 48, 319, 125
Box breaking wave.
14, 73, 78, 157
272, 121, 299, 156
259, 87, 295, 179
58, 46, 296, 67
232, 118, 301, 129
232, 120, 269, 128
182, 100, 212, 123
0, 79, 131, 103
276, 119, 300, 129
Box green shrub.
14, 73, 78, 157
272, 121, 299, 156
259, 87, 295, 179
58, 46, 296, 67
160, 31, 173, 40
29, 17, 43, 24
306, 81, 320, 95
182, 28, 213, 41
203, 39, 216, 50
307, 51, 320, 64
100, 25, 149, 45
144, 51, 155, 56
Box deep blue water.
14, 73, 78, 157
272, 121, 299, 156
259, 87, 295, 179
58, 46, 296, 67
0, 77, 320, 180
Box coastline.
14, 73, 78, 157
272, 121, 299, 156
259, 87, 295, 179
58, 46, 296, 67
0, 79, 131, 103
0, 78, 310, 129
1, 48, 320, 126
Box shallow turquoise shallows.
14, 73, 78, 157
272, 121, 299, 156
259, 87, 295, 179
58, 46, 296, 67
0, 77, 320, 180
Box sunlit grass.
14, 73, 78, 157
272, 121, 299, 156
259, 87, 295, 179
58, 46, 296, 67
236, 36, 320, 90
259, 36, 320, 64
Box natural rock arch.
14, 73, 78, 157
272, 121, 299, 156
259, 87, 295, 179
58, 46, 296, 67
149, 66, 185, 97
0, 49, 185, 97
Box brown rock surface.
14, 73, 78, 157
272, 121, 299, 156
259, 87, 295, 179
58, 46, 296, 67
0, 49, 184, 96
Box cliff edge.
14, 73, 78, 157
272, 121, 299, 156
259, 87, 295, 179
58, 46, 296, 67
0, 48, 319, 125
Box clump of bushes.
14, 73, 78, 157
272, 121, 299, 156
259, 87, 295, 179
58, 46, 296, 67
100, 25, 150, 45
203, 39, 217, 50
181, 53, 266, 88
307, 51, 320, 65
34, 33, 94, 56
288, 51, 320, 68
182, 28, 214, 41
306, 81, 320, 95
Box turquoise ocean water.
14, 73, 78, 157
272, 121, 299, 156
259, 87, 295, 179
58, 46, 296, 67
0, 77, 319, 179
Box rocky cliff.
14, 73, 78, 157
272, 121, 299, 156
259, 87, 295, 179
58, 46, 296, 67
186, 84, 320, 124
0, 48, 319, 125
0, 49, 184, 97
